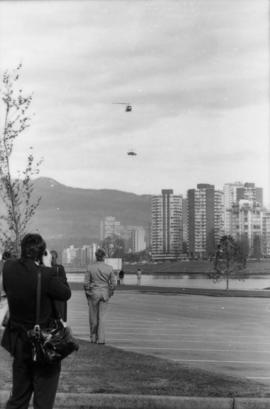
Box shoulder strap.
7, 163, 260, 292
35, 267, 62, 324
35, 270, 42, 325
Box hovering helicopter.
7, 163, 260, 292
112, 102, 132, 112
127, 150, 137, 156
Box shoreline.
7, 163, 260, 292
67, 270, 270, 276
69, 282, 270, 297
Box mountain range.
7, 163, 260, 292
27, 177, 152, 252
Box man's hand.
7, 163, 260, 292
42, 250, 52, 267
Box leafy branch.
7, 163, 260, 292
0, 64, 42, 255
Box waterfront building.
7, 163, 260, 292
100, 216, 121, 240
62, 243, 99, 267
223, 182, 263, 235
231, 199, 263, 254
130, 226, 146, 252
182, 198, 188, 249
151, 189, 183, 261
89, 242, 98, 262
223, 182, 243, 235
62, 245, 78, 266
262, 210, 270, 256
79, 243, 99, 265
236, 183, 263, 206
214, 190, 225, 244
187, 184, 224, 258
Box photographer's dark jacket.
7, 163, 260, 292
52, 263, 68, 321
1, 258, 71, 358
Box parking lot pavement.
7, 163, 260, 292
68, 290, 270, 383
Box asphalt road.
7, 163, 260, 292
68, 290, 270, 384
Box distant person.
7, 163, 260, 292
51, 250, 68, 321
119, 269, 125, 285
136, 268, 142, 286
84, 248, 116, 344
0, 251, 13, 300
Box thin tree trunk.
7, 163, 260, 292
226, 274, 229, 290
2, 104, 20, 256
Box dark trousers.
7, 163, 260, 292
6, 358, 61, 409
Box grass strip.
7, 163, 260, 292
1, 336, 268, 398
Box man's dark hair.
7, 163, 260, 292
51, 250, 58, 258
95, 248, 106, 261
21, 233, 46, 261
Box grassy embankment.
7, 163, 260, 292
0, 335, 269, 397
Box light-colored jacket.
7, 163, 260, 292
84, 261, 116, 302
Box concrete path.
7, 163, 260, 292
68, 290, 270, 384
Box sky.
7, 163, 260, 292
0, 0, 269, 203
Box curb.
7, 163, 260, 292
234, 398, 270, 409
55, 393, 233, 409
116, 285, 270, 298
1, 392, 270, 409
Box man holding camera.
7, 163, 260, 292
1, 233, 71, 409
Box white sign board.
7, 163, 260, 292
105, 258, 122, 271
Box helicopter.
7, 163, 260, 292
127, 150, 137, 156
112, 102, 132, 112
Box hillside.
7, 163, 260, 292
26, 177, 152, 250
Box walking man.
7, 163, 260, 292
84, 249, 116, 344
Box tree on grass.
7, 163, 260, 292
209, 235, 247, 290
236, 234, 249, 267
0, 64, 42, 256
101, 235, 125, 258
252, 235, 261, 261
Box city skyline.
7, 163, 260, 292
0, 1, 268, 202
61, 180, 269, 264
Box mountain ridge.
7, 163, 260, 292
27, 177, 152, 251
34, 177, 150, 196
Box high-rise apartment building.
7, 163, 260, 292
223, 182, 243, 235
151, 189, 183, 260
62, 243, 98, 267
224, 182, 263, 235
262, 210, 270, 256
187, 184, 224, 258
214, 190, 225, 244
236, 183, 263, 206
100, 216, 121, 241
182, 198, 188, 245
130, 226, 146, 253
231, 199, 263, 254
80, 244, 98, 265
62, 245, 78, 266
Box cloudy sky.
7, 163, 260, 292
0, 0, 269, 203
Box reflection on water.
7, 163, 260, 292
122, 274, 270, 290
67, 273, 270, 290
